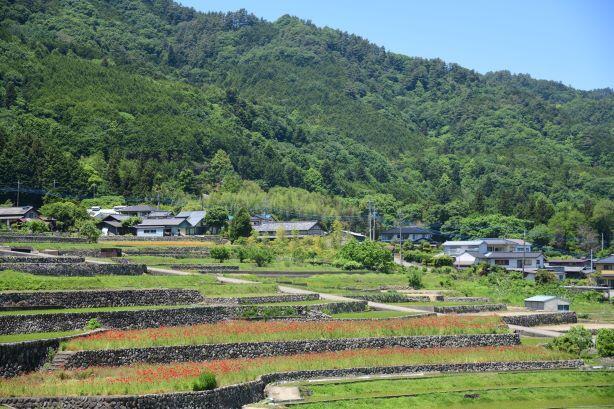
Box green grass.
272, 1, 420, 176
256, 273, 412, 292
0, 345, 572, 397
63, 315, 507, 351
0, 270, 278, 296
331, 310, 420, 319
294, 371, 613, 408
392, 301, 483, 307
520, 337, 549, 346
0, 330, 86, 343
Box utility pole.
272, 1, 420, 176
522, 229, 526, 275
602, 232, 605, 252
16, 180, 20, 207
367, 201, 372, 241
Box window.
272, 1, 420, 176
557, 304, 569, 311
143, 229, 157, 234
494, 259, 509, 265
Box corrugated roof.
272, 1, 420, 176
253, 221, 320, 232
525, 295, 557, 302
0, 206, 34, 216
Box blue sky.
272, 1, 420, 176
179, 0, 613, 90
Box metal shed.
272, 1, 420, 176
524, 295, 570, 311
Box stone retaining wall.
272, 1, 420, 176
100, 235, 223, 243
0, 289, 204, 309
123, 248, 211, 258
63, 333, 520, 369
203, 294, 319, 305
0, 330, 105, 377
167, 264, 239, 271
433, 304, 507, 313
404, 296, 432, 302
0, 360, 583, 408
0, 234, 87, 243
444, 297, 491, 303
0, 262, 147, 276
0, 256, 84, 264
502, 312, 577, 327
0, 301, 366, 334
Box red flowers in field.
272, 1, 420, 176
66, 315, 506, 351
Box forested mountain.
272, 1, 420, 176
0, 0, 612, 247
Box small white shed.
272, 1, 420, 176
524, 295, 570, 311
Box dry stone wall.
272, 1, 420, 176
0, 289, 204, 309
433, 304, 507, 313
0, 301, 367, 334
62, 333, 521, 368
203, 294, 319, 305
0, 262, 146, 276
502, 312, 577, 327
0, 256, 84, 263
0, 234, 87, 243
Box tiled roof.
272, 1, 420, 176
597, 255, 614, 264
136, 218, 187, 227
119, 205, 160, 213
479, 252, 543, 259
176, 211, 206, 226
381, 225, 432, 235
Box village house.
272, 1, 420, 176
176, 211, 207, 235
0, 206, 39, 229
97, 213, 131, 236
444, 238, 544, 273
595, 255, 614, 289
379, 225, 433, 243
545, 258, 593, 279
135, 217, 191, 237
250, 213, 275, 226
253, 220, 325, 239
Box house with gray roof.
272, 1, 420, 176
379, 225, 433, 243
176, 211, 207, 235
524, 295, 570, 311
117, 205, 161, 218
252, 220, 325, 239
135, 217, 190, 237
0, 206, 39, 228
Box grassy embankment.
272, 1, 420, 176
0, 330, 86, 343
294, 370, 613, 409
0, 346, 572, 397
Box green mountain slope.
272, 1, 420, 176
0, 0, 612, 235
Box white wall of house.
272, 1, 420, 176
455, 252, 477, 267
483, 255, 544, 269
136, 227, 164, 237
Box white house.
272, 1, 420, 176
379, 226, 433, 243
253, 221, 325, 239
135, 218, 190, 237
443, 238, 531, 257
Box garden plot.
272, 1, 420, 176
0, 346, 573, 398
288, 370, 613, 409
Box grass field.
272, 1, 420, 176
0, 330, 87, 343
62, 316, 507, 351
0, 270, 278, 296
254, 273, 413, 292
0, 346, 571, 397
294, 370, 613, 408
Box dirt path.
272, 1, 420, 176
216, 275, 259, 284
278, 285, 428, 314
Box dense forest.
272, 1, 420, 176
0, 0, 612, 251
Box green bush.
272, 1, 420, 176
85, 318, 102, 330
408, 271, 424, 289
596, 329, 614, 357
547, 326, 593, 355
210, 246, 231, 263
233, 246, 249, 263
342, 260, 363, 270
249, 246, 274, 267
432, 255, 454, 267
76, 219, 101, 243
192, 372, 217, 391
535, 270, 557, 284
339, 240, 393, 273
20, 219, 50, 233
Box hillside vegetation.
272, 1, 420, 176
0, 0, 612, 243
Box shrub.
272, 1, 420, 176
233, 246, 249, 263
85, 318, 102, 330
547, 326, 593, 355
210, 246, 231, 263
250, 246, 274, 267
408, 271, 424, 289
342, 260, 363, 270
432, 255, 454, 267
535, 270, 557, 284
20, 219, 50, 233
192, 372, 217, 391
596, 328, 614, 357
76, 219, 101, 243
339, 240, 393, 272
